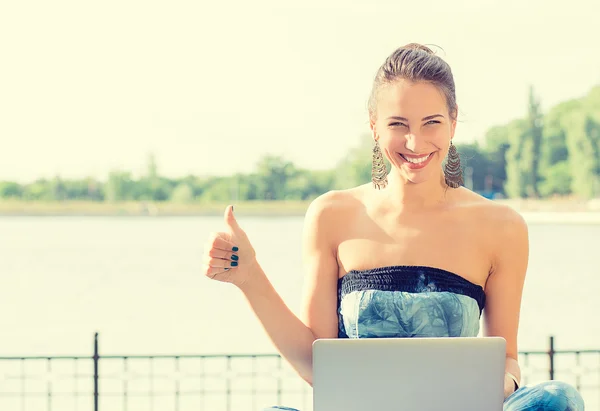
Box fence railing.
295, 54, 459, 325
0, 334, 598, 411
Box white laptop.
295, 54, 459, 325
312, 337, 506, 411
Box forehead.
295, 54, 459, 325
376, 80, 447, 119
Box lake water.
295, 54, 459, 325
0, 215, 599, 410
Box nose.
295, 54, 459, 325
404, 132, 427, 153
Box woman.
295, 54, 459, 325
202, 44, 584, 410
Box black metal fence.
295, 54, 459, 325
0, 334, 598, 411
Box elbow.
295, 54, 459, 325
505, 355, 521, 378
298, 357, 313, 387
298, 361, 314, 386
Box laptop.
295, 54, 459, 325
312, 337, 506, 411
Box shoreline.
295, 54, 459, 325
0, 200, 310, 217
1, 199, 600, 219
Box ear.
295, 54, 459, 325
369, 120, 378, 141
450, 106, 458, 140
450, 119, 457, 140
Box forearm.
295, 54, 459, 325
238, 262, 316, 384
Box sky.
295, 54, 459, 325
1, 0, 599, 183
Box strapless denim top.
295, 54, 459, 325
337, 265, 486, 339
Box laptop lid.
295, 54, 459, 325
312, 337, 506, 411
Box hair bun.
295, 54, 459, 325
401, 43, 434, 54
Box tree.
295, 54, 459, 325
334, 135, 381, 189
170, 183, 195, 203
483, 126, 510, 194
527, 86, 543, 197
564, 112, 599, 198
538, 161, 572, 197
105, 171, 134, 202
454, 143, 489, 192
255, 156, 297, 200
504, 119, 531, 198
0, 182, 22, 198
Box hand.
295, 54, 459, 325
202, 205, 257, 288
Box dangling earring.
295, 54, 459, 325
444, 141, 463, 188
372, 139, 388, 189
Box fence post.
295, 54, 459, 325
94, 332, 99, 411
226, 356, 233, 411
277, 356, 282, 406
548, 335, 555, 380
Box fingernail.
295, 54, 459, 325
224, 268, 230, 271
231, 254, 239, 261
231, 261, 238, 267
232, 246, 239, 252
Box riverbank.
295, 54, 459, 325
0, 200, 310, 217
1, 198, 600, 217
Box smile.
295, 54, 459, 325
398, 152, 434, 169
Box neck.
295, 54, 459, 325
382, 168, 448, 211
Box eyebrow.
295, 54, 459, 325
386, 114, 445, 121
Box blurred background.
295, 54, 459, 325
1, 0, 599, 410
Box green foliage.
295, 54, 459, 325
105, 171, 135, 202
503, 119, 530, 198
0, 181, 23, 198
255, 156, 297, 200
527, 86, 544, 197
334, 135, 373, 189
487, 85, 600, 199
170, 183, 194, 204
454, 142, 489, 192
563, 112, 600, 198
538, 161, 572, 197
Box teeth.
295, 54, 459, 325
403, 154, 430, 164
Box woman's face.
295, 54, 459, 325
371, 79, 456, 186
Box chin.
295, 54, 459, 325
406, 177, 430, 185
401, 171, 437, 185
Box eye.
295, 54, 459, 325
425, 120, 441, 125
389, 122, 407, 127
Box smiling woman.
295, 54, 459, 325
202, 43, 585, 411
367, 43, 463, 190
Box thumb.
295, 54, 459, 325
224, 205, 242, 234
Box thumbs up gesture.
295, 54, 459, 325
202, 205, 257, 288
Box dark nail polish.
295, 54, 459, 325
231, 254, 239, 261
232, 246, 239, 252
224, 268, 230, 271
231, 261, 238, 267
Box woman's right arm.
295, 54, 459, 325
203, 195, 341, 385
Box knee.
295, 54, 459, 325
536, 380, 584, 410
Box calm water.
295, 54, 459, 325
0, 215, 599, 409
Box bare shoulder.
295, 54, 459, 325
456, 188, 528, 234
484, 201, 529, 270
455, 189, 529, 273
491, 203, 528, 236
479, 200, 527, 239
303, 185, 366, 245
305, 185, 366, 220
301, 186, 366, 271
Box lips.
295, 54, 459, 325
398, 152, 434, 169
